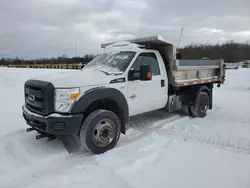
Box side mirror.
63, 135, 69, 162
128, 64, 152, 81
128, 69, 140, 81
139, 64, 152, 81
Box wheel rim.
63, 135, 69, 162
92, 118, 116, 147
198, 94, 209, 114
199, 104, 208, 113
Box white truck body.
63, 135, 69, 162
22, 35, 226, 154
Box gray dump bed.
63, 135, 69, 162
102, 35, 226, 87
171, 59, 225, 87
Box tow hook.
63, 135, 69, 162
35, 133, 56, 141
26, 128, 35, 132
36, 134, 47, 139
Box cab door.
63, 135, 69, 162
126, 52, 167, 116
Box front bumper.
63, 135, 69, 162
22, 105, 83, 136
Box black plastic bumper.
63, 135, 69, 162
22, 105, 83, 136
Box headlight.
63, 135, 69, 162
54, 88, 80, 113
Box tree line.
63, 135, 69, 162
180, 41, 250, 62
0, 54, 96, 66
1, 40, 249, 66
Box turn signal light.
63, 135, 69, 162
147, 72, 152, 79
70, 93, 80, 100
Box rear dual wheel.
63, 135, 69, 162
191, 91, 210, 118
184, 91, 210, 118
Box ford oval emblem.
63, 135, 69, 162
28, 94, 35, 102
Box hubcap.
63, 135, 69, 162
92, 119, 116, 147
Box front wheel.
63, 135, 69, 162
79, 110, 121, 154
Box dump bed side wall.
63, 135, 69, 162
170, 59, 225, 87
177, 60, 219, 66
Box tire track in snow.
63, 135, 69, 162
2, 112, 186, 188
127, 111, 250, 155
125, 108, 250, 156
159, 123, 250, 155
184, 133, 250, 154
1, 152, 91, 188
205, 114, 250, 125
119, 112, 188, 146
126, 110, 182, 130
4, 109, 250, 188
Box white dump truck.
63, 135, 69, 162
22, 35, 226, 154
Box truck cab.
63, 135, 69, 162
113, 48, 169, 116
22, 35, 226, 154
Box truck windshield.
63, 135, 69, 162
84, 51, 136, 74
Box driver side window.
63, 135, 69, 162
130, 52, 160, 76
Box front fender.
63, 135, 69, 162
70, 87, 129, 129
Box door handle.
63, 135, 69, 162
129, 94, 137, 99
161, 79, 165, 87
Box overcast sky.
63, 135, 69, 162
0, 0, 249, 59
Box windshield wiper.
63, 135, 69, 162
95, 69, 122, 76
95, 69, 111, 75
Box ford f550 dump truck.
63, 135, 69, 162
22, 35, 226, 154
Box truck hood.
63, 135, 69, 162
32, 69, 123, 88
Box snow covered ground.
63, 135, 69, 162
1, 67, 250, 188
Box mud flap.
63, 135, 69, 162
62, 135, 83, 154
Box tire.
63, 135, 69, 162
79, 109, 121, 154
190, 91, 210, 118
182, 104, 194, 117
